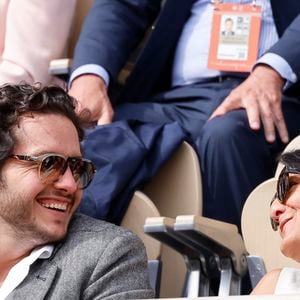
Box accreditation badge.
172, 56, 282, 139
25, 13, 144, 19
208, 3, 262, 72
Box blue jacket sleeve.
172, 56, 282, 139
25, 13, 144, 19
267, 14, 300, 80
72, 0, 161, 82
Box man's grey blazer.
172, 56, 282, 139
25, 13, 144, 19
7, 214, 154, 299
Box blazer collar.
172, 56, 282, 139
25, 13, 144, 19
6, 261, 58, 300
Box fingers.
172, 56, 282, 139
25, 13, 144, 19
97, 112, 113, 125
243, 96, 260, 130
271, 101, 289, 143
210, 94, 240, 120
257, 95, 276, 142
251, 94, 288, 143
248, 65, 288, 143
210, 90, 288, 144
210, 93, 261, 133
274, 119, 289, 144
97, 101, 114, 125
209, 105, 225, 119
69, 74, 112, 124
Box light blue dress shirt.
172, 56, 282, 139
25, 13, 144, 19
70, 0, 297, 88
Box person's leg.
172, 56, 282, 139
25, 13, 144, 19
196, 97, 300, 229
196, 110, 274, 227
114, 82, 230, 139
114, 80, 300, 230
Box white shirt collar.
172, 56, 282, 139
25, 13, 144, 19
0, 245, 54, 300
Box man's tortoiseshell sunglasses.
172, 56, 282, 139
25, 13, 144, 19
10, 153, 96, 189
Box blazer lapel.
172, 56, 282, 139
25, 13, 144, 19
7, 261, 58, 300
270, 0, 300, 36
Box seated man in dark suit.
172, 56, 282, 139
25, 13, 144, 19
69, 0, 300, 228
0, 83, 153, 299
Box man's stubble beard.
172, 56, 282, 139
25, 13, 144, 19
0, 185, 68, 246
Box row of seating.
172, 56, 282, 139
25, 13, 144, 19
121, 142, 202, 297
49, 1, 300, 297
121, 136, 300, 297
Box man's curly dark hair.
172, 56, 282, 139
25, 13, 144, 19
0, 83, 84, 167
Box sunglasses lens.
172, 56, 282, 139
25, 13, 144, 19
269, 195, 278, 231
37, 155, 94, 189
40, 155, 66, 182
68, 158, 95, 189
277, 172, 289, 203
270, 217, 278, 231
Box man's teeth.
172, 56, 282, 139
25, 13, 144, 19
41, 203, 67, 211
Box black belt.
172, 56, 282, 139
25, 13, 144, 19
196, 74, 248, 84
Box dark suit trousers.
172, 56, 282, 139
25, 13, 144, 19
114, 78, 300, 228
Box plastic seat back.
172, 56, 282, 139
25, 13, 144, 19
143, 141, 202, 218
121, 190, 161, 260
142, 141, 202, 298
121, 191, 162, 296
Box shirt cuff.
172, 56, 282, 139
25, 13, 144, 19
69, 64, 110, 87
256, 53, 298, 84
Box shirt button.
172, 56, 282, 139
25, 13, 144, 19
291, 73, 297, 82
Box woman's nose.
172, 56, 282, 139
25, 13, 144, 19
270, 198, 286, 223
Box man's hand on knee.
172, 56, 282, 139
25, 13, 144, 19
69, 74, 114, 126
209, 65, 288, 144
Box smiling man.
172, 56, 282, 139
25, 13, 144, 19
0, 83, 153, 299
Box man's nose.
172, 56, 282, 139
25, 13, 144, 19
53, 167, 78, 194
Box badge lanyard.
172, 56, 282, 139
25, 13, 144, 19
208, 0, 262, 72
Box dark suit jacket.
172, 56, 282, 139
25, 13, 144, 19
8, 214, 154, 300
73, 0, 300, 102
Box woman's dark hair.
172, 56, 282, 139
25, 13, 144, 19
0, 83, 84, 167
280, 149, 300, 169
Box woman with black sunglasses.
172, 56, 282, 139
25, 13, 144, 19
252, 149, 300, 295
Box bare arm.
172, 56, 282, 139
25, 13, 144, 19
251, 269, 281, 295
0, 0, 76, 84
210, 65, 288, 144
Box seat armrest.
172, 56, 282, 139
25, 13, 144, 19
144, 217, 190, 256
145, 217, 214, 297
148, 260, 162, 297
144, 217, 219, 278
49, 58, 72, 81
246, 256, 267, 289
175, 215, 248, 276
144, 217, 211, 259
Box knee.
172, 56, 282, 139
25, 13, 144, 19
197, 110, 250, 149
